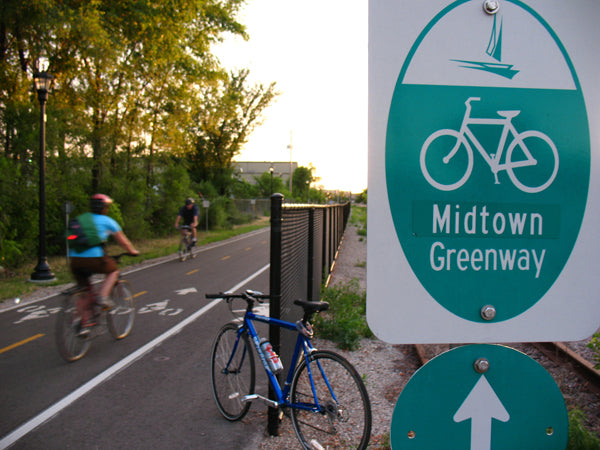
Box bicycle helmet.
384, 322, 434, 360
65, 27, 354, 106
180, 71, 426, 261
185, 197, 195, 205
90, 193, 113, 214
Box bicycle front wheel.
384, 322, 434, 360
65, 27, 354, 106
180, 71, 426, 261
107, 280, 135, 339
420, 129, 473, 191
55, 292, 91, 362
290, 350, 372, 450
179, 237, 188, 261
211, 322, 255, 421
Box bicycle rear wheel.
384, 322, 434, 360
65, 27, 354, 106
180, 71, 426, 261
107, 280, 135, 339
55, 291, 91, 362
290, 350, 372, 449
210, 322, 255, 421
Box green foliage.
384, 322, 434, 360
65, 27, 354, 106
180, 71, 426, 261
350, 204, 367, 238
0, 158, 38, 266
292, 166, 313, 201
567, 409, 600, 449
314, 279, 372, 350
355, 188, 368, 204
231, 177, 259, 199
150, 162, 193, 236
187, 69, 279, 195
254, 172, 290, 198
586, 333, 600, 370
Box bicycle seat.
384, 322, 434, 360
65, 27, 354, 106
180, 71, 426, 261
294, 299, 329, 314
496, 110, 520, 119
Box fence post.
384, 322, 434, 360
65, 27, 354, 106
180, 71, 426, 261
307, 207, 315, 301
268, 193, 283, 436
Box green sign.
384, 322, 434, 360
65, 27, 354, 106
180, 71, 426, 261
391, 344, 568, 449
385, 0, 590, 322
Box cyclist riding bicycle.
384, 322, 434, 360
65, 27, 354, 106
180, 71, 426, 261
174, 197, 199, 247
69, 194, 139, 333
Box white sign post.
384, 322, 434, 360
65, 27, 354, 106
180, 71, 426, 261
368, 0, 600, 343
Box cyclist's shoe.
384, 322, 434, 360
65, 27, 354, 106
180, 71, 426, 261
191, 239, 197, 247
78, 318, 96, 337
96, 296, 115, 311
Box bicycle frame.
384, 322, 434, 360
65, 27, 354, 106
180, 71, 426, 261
234, 310, 334, 413
452, 97, 532, 182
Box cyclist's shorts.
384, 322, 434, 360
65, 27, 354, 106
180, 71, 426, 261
70, 255, 119, 286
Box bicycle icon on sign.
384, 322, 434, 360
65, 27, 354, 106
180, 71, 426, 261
420, 97, 559, 193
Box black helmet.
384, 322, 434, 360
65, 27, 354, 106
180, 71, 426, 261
90, 193, 113, 214
185, 197, 195, 205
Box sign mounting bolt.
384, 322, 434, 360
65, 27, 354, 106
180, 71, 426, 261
481, 305, 496, 320
483, 0, 500, 15
474, 358, 490, 373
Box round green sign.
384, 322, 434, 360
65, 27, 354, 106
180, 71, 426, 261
385, 1, 590, 322
391, 344, 568, 449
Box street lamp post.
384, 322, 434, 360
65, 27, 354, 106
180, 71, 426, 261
269, 165, 274, 196
30, 67, 56, 282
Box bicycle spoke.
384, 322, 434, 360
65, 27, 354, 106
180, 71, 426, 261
107, 281, 135, 339
55, 292, 91, 362
290, 350, 371, 450
210, 323, 255, 421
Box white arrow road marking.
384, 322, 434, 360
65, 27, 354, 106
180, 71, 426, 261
175, 288, 197, 295
453, 375, 510, 450
138, 300, 170, 314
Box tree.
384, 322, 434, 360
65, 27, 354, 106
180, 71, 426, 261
0, 0, 249, 191
292, 166, 315, 202
188, 69, 278, 195
254, 171, 289, 198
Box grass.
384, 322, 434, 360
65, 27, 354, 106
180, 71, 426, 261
567, 408, 600, 449
0, 217, 270, 304
350, 204, 367, 235
314, 278, 372, 350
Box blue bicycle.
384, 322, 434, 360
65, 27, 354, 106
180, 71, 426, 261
206, 290, 372, 449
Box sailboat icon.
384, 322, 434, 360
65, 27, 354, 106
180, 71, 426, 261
452, 14, 519, 79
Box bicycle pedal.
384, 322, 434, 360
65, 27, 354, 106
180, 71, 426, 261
77, 326, 94, 338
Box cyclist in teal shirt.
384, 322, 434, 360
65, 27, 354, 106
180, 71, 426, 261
69, 194, 139, 328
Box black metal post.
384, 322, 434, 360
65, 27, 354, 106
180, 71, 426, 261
268, 193, 283, 436
307, 207, 315, 301
30, 86, 55, 282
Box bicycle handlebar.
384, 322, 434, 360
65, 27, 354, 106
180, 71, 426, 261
112, 252, 140, 262
205, 290, 270, 304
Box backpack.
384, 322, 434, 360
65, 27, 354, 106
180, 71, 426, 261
66, 212, 105, 252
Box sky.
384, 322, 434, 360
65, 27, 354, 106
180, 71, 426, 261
214, 0, 368, 193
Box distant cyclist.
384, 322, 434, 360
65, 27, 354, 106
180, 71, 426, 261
69, 194, 139, 331
175, 197, 199, 246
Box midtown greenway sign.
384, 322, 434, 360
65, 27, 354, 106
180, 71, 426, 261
367, 0, 600, 342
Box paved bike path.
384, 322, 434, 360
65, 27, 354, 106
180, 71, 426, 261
0, 229, 271, 449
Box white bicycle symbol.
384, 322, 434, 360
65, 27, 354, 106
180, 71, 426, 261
420, 97, 559, 193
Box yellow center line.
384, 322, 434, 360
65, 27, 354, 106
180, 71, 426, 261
245, 247, 252, 251
0, 333, 45, 355
133, 291, 147, 298
186, 269, 199, 275
222, 255, 231, 261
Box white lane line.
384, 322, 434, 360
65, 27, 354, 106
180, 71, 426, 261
0, 263, 270, 449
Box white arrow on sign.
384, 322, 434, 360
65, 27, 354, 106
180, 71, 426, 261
453, 375, 510, 450
175, 288, 198, 295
